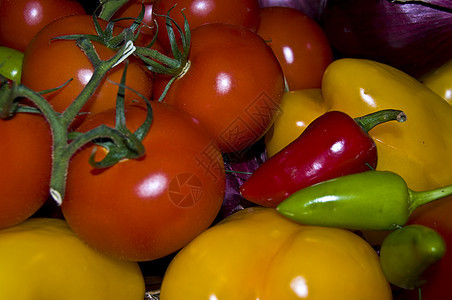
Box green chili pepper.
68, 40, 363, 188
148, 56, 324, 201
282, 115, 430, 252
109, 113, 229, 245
379, 224, 446, 290
276, 170, 452, 230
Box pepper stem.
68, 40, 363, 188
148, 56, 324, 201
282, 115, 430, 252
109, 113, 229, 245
408, 184, 452, 213
354, 109, 407, 133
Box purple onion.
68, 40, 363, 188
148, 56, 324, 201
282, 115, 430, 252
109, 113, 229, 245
216, 142, 267, 221
321, 0, 452, 77
258, 0, 326, 21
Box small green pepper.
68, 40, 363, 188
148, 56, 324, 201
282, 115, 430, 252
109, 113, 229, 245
276, 170, 452, 230
379, 224, 446, 289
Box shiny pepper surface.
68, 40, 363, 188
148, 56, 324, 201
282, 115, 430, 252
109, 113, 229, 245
420, 58, 452, 105
0, 218, 145, 300
271, 58, 452, 191
266, 58, 452, 190
322, 59, 452, 191
265, 88, 326, 157
160, 207, 392, 300
242, 109, 405, 207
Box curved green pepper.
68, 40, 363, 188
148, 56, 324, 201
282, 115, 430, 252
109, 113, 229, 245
379, 224, 446, 290
276, 170, 452, 230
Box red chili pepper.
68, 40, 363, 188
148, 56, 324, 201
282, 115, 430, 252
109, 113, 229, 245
239, 109, 406, 207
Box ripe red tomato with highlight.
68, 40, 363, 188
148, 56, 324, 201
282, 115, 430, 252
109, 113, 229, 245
257, 6, 333, 90
62, 102, 225, 261
21, 15, 153, 127
0, 0, 86, 52
153, 0, 261, 51
154, 23, 285, 153
399, 195, 452, 299
0, 113, 52, 229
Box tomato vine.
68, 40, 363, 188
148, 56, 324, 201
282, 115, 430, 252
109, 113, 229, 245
0, 13, 154, 205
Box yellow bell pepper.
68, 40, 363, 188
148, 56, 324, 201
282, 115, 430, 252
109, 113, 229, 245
0, 217, 145, 300
419, 58, 452, 105
265, 88, 326, 158
323, 58, 452, 191
160, 207, 392, 300
266, 58, 452, 191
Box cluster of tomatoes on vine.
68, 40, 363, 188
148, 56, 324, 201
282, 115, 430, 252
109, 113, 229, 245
0, 0, 333, 262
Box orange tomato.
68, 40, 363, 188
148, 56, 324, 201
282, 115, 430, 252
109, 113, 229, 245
257, 6, 333, 90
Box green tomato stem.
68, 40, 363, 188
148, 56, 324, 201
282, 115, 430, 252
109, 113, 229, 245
98, 0, 132, 21
5, 35, 140, 205
10, 84, 72, 205
52, 40, 141, 204
61, 37, 127, 126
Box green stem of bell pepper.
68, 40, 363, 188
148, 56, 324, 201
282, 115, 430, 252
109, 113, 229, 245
354, 109, 407, 132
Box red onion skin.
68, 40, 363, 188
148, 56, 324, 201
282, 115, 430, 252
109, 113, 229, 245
217, 141, 267, 220
321, 0, 452, 78
258, 0, 326, 22
391, 0, 452, 11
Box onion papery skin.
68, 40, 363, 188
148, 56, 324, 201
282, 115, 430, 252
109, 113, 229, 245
321, 0, 452, 78
258, 0, 326, 22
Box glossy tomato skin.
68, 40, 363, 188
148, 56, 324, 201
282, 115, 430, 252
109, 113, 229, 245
398, 195, 452, 299
21, 15, 153, 127
257, 6, 333, 90
62, 103, 226, 261
0, 0, 86, 52
0, 113, 52, 229
153, 0, 260, 51
155, 23, 285, 153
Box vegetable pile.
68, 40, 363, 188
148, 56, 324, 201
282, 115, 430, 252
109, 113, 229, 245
0, 0, 451, 299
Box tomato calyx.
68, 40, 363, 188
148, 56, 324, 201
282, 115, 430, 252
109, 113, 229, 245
51, 11, 146, 51
135, 7, 191, 101
0, 75, 42, 118
72, 61, 153, 170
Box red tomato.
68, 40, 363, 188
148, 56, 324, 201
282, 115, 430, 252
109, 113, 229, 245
0, 113, 52, 229
21, 15, 154, 127
154, 23, 285, 153
0, 0, 86, 52
398, 195, 452, 299
257, 6, 333, 90
153, 0, 260, 51
61, 102, 226, 261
